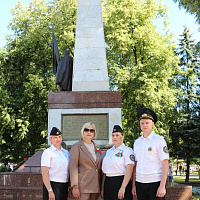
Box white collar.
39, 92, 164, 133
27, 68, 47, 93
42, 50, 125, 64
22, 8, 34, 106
111, 143, 125, 150
141, 131, 154, 140
51, 144, 63, 151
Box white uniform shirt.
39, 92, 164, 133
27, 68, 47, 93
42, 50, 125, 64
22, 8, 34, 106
134, 132, 169, 183
102, 144, 135, 176
41, 144, 70, 183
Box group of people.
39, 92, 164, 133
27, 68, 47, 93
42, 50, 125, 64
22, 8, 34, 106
41, 108, 169, 200
0, 163, 12, 172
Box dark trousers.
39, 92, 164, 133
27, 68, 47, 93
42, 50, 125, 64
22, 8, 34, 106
43, 181, 68, 200
135, 181, 165, 200
104, 175, 133, 200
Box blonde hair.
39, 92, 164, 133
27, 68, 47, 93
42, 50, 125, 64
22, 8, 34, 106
81, 122, 97, 138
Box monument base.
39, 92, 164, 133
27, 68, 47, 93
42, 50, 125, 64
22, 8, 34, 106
0, 171, 192, 200
48, 91, 122, 146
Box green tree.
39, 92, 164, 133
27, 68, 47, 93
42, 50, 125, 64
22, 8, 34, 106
102, 0, 180, 146
170, 27, 200, 182
0, 0, 77, 163
173, 0, 200, 24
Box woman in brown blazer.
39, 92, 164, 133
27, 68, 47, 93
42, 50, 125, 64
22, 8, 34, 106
69, 122, 103, 200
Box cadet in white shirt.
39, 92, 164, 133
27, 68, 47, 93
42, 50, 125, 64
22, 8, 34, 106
101, 125, 135, 200
41, 127, 70, 200
132, 108, 169, 200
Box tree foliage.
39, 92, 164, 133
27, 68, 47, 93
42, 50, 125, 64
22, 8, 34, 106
102, 0, 180, 146
170, 27, 200, 182
0, 0, 77, 163
173, 0, 200, 24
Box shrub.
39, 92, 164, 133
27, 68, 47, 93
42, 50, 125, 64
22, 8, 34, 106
0, 165, 7, 172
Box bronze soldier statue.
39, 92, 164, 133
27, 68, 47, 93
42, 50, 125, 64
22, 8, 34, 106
52, 32, 73, 91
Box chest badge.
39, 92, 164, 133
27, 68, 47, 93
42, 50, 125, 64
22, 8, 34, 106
148, 147, 152, 151
115, 150, 123, 157
95, 146, 101, 154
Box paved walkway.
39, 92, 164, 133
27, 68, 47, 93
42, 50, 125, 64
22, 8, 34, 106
174, 173, 200, 178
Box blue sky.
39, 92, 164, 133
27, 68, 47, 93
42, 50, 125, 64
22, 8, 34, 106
0, 0, 200, 48
157, 0, 200, 44
0, 0, 30, 48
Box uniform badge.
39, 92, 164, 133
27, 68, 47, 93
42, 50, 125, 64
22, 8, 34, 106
130, 154, 135, 161
56, 132, 59, 135
142, 113, 148, 117
115, 150, 123, 157
163, 146, 168, 153
148, 147, 152, 151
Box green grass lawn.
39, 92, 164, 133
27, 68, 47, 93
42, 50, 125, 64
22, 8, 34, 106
174, 175, 200, 183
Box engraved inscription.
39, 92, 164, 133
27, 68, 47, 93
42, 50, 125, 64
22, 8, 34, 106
62, 114, 108, 140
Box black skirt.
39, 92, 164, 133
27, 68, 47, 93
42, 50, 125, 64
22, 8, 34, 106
104, 175, 133, 200
43, 181, 68, 200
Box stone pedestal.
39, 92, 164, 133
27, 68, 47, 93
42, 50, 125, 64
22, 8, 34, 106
48, 91, 121, 146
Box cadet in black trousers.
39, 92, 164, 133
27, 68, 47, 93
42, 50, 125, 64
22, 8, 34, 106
101, 125, 135, 200
132, 108, 169, 200
41, 127, 70, 200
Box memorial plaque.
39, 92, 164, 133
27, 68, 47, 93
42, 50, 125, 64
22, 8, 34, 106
62, 114, 108, 140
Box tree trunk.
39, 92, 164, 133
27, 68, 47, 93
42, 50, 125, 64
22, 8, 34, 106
185, 159, 190, 182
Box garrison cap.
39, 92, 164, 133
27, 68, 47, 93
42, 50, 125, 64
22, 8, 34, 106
137, 108, 157, 123
50, 127, 62, 136
112, 125, 124, 134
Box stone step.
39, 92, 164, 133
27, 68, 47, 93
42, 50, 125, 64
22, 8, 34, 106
0, 186, 193, 200
0, 186, 42, 200
0, 186, 42, 190
0, 172, 42, 187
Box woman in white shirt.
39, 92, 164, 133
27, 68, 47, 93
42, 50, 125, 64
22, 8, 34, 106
41, 127, 70, 200
101, 125, 135, 200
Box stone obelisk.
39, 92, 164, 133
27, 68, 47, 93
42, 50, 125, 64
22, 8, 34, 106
72, 0, 109, 91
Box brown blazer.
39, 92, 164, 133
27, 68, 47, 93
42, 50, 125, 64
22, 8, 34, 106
69, 140, 103, 193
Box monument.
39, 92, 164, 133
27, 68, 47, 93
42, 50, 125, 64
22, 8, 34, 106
48, 0, 122, 146
0, 1, 193, 199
